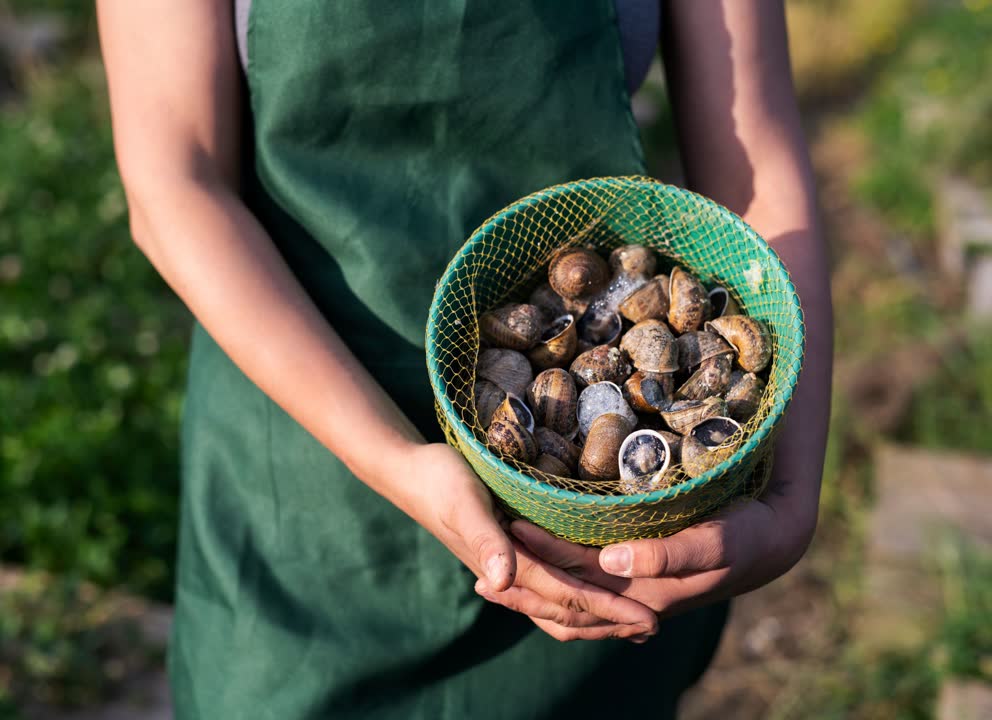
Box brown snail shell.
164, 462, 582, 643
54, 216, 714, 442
577, 381, 637, 438
549, 247, 610, 300
675, 353, 734, 401
681, 417, 743, 478
725, 371, 766, 422
534, 427, 581, 472
487, 419, 538, 464
576, 306, 622, 349
707, 286, 740, 319
476, 348, 533, 398
479, 303, 544, 351
490, 393, 536, 433
623, 371, 673, 414
619, 319, 678, 373
527, 368, 578, 437
667, 266, 711, 334
474, 380, 506, 427
533, 453, 571, 477
705, 315, 772, 373
578, 413, 630, 482
618, 276, 670, 324
528, 314, 578, 370
609, 245, 657, 278
618, 429, 672, 484
569, 345, 632, 388
661, 396, 728, 435
675, 331, 734, 370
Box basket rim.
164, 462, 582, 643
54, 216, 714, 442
426, 175, 806, 507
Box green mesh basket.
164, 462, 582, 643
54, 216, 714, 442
426, 176, 805, 545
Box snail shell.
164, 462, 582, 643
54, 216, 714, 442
675, 353, 734, 401
725, 371, 766, 422
609, 245, 657, 278
618, 276, 670, 324
667, 266, 711, 334
576, 306, 622, 350
549, 247, 610, 300
477, 348, 533, 398
533, 453, 571, 477
578, 413, 631, 482
528, 283, 568, 323
705, 315, 772, 373
619, 319, 679, 373
681, 417, 743, 478
479, 303, 544, 351
570, 345, 632, 388
474, 380, 506, 427
487, 419, 538, 464
490, 393, 536, 433
622, 370, 673, 413
534, 427, 581, 472
528, 314, 578, 370
707, 286, 740, 320
661, 396, 728, 435
676, 331, 734, 370
527, 368, 578, 437
618, 429, 672, 483
576, 381, 638, 438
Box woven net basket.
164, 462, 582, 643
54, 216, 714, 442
426, 176, 805, 545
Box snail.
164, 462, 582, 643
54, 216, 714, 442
479, 303, 544, 351
577, 381, 637, 438
474, 380, 506, 427
570, 344, 632, 388
675, 331, 733, 370
533, 453, 571, 477
680, 416, 743, 478
675, 353, 734, 401
549, 247, 610, 300
578, 413, 633, 482
619, 319, 679, 373
707, 286, 740, 320
528, 314, 578, 370
705, 315, 771, 373
660, 396, 728, 435
487, 419, 538, 464
609, 244, 657, 278
618, 275, 670, 324
476, 348, 533, 398
622, 370, 673, 414
527, 368, 578, 437
534, 427, 581, 472
618, 429, 672, 487
490, 393, 536, 433
667, 266, 710, 334
725, 371, 765, 422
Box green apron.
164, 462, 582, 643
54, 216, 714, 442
169, 2, 727, 717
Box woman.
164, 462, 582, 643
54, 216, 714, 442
97, 1, 832, 717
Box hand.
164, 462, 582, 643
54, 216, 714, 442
401, 444, 659, 641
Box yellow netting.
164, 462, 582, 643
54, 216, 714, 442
426, 177, 805, 545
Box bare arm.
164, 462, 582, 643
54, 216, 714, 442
97, 0, 658, 641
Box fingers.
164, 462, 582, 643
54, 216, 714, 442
474, 582, 605, 628
439, 487, 517, 591
510, 521, 596, 577
530, 616, 653, 643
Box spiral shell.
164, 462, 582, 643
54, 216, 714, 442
619, 319, 678, 373
661, 396, 728, 435
609, 245, 657, 278
707, 286, 740, 320
535, 427, 581, 472
578, 413, 631, 482
667, 267, 710, 334
533, 453, 571, 477
622, 370, 673, 414
675, 331, 734, 370
618, 276, 670, 324
705, 315, 772, 373
476, 348, 533, 398
675, 353, 734, 401
725, 371, 766, 422
479, 303, 544, 351
576, 306, 622, 349
490, 393, 536, 433
680, 417, 743, 478
527, 368, 578, 437
474, 380, 506, 427
487, 419, 537, 464
549, 247, 610, 300
577, 381, 638, 438
570, 345, 632, 388
618, 429, 672, 483
528, 314, 578, 370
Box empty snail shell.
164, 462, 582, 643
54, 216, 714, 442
474, 380, 506, 427
577, 381, 638, 438
578, 413, 631, 482
622, 370, 673, 413
661, 396, 728, 435
680, 417, 743, 478
609, 245, 657, 278
675, 353, 734, 401
576, 306, 622, 349
618, 276, 670, 324
570, 345, 632, 388
549, 247, 610, 300
479, 303, 544, 351
533, 453, 571, 477
528, 314, 578, 370
707, 286, 740, 320
705, 315, 772, 373
675, 331, 734, 370
667, 266, 711, 334
619, 319, 679, 373
534, 427, 581, 472
725, 371, 766, 422
476, 348, 533, 398
487, 419, 538, 464
490, 393, 536, 433
618, 429, 672, 483
527, 368, 578, 437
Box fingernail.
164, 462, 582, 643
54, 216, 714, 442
600, 546, 632, 576
630, 635, 650, 645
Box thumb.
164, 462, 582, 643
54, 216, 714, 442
453, 493, 517, 592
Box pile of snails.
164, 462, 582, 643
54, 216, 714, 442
474, 244, 771, 494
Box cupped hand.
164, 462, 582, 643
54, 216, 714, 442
401, 443, 658, 641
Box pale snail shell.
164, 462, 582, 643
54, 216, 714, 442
569, 344, 632, 389
528, 314, 578, 370
705, 315, 772, 373
609, 245, 657, 278
527, 368, 578, 437
576, 306, 623, 350
618, 429, 672, 484
578, 413, 632, 482
667, 266, 711, 334
476, 348, 533, 398
577, 381, 637, 438
619, 319, 678, 373
707, 286, 740, 320
660, 396, 728, 435
549, 247, 610, 300
486, 419, 538, 464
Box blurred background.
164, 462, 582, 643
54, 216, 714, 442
1, 1, 990, 718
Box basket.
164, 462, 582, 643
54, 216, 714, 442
426, 176, 805, 545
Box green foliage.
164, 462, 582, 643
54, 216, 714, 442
0, 60, 190, 597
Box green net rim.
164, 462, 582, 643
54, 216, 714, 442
426, 176, 805, 507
